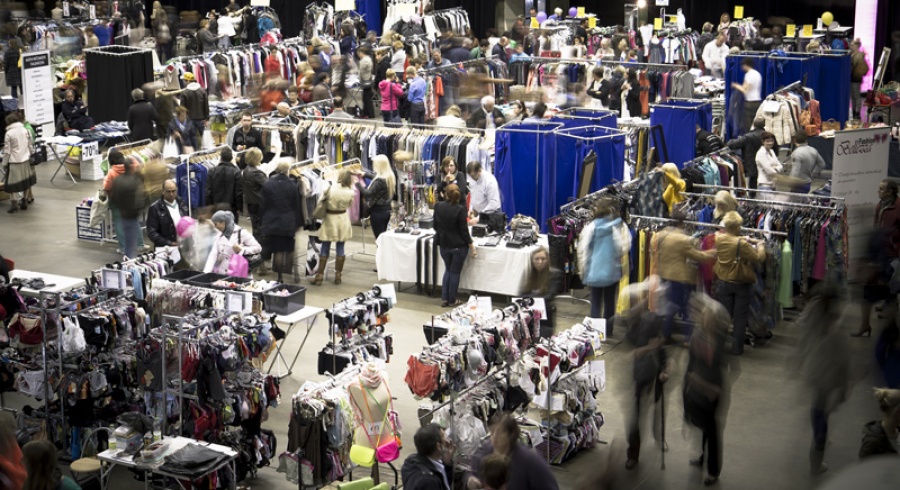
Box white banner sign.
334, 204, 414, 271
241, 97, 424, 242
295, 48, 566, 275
830, 127, 892, 278
21, 51, 55, 125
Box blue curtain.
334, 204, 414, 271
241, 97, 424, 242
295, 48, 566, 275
495, 122, 560, 225
549, 109, 616, 130
650, 100, 712, 167
724, 55, 769, 139
355, 0, 382, 35
766, 55, 820, 96
818, 54, 851, 125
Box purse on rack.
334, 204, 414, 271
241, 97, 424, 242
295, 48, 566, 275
312, 184, 332, 220
349, 380, 401, 466
821, 119, 841, 132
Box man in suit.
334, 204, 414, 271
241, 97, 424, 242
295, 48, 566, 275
466, 95, 505, 129
147, 179, 190, 248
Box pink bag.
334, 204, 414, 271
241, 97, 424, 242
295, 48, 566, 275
375, 437, 400, 463
228, 253, 249, 277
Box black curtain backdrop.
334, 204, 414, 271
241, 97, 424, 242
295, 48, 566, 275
85, 46, 154, 124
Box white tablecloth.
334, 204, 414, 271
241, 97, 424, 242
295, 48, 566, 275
375, 229, 547, 296
10, 270, 86, 297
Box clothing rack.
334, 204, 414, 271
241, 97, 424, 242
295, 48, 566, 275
295, 114, 486, 134
512, 56, 595, 64
109, 138, 152, 154
691, 183, 845, 202
598, 60, 688, 70
681, 192, 843, 211
180, 145, 230, 215
630, 214, 788, 237
420, 55, 497, 75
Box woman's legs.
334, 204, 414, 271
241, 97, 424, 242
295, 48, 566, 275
370, 208, 391, 239
7, 191, 19, 212
444, 247, 468, 303
334, 242, 346, 284
314, 240, 330, 285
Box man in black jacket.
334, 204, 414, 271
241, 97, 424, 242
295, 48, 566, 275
695, 125, 725, 157
467, 96, 505, 129
126, 88, 159, 142
147, 179, 189, 248
726, 117, 765, 189
206, 147, 242, 219
231, 112, 264, 159
401, 424, 454, 490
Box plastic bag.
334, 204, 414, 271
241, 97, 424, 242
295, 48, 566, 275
89, 191, 109, 229
61, 317, 87, 354
162, 137, 179, 159
228, 253, 249, 277
201, 129, 215, 150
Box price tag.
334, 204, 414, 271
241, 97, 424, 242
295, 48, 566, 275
89, 5, 95, 19
588, 16, 596, 29
577, 7, 585, 18
63, 1, 69, 17
786, 24, 796, 37
530, 17, 539, 29
653, 18, 663, 30
226, 291, 245, 313
734, 6, 744, 20
365, 421, 383, 436
82, 141, 99, 160
802, 25, 813, 37
101, 268, 127, 290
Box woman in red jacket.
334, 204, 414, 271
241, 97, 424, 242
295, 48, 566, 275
379, 69, 405, 124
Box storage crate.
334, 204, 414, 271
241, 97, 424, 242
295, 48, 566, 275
209, 276, 253, 290
263, 285, 307, 315
162, 270, 202, 282
187, 273, 232, 287
76, 205, 105, 242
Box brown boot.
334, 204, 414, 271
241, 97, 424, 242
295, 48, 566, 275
334, 256, 346, 285
313, 256, 328, 285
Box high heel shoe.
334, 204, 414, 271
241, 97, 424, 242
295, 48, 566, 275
850, 328, 872, 337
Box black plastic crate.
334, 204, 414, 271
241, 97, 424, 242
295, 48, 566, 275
263, 285, 307, 315
162, 270, 202, 282
187, 273, 232, 287
208, 276, 253, 290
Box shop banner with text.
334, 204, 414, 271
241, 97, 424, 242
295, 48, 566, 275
21, 50, 54, 126
831, 127, 892, 279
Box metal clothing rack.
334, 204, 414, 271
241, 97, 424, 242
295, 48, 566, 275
294, 114, 487, 134
692, 183, 845, 203
630, 214, 789, 237
180, 145, 230, 215
599, 60, 688, 71
681, 191, 843, 211
420, 55, 497, 75
108, 138, 152, 155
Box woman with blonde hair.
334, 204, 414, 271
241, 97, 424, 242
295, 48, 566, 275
313, 169, 355, 285
860, 388, 900, 458
436, 105, 467, 129
357, 154, 396, 240
713, 211, 766, 354
713, 190, 738, 222
390, 40, 407, 73
379, 68, 404, 123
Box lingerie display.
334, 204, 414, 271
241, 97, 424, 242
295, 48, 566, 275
322, 289, 395, 375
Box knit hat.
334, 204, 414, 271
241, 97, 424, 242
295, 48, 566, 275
176, 216, 197, 238
182, 72, 195, 82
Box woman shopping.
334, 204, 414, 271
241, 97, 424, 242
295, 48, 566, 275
755, 131, 783, 191
379, 69, 405, 124
3, 113, 35, 213
204, 211, 262, 276
260, 161, 303, 281
435, 156, 468, 203
434, 184, 475, 307
357, 154, 396, 241
169, 106, 199, 153
313, 169, 355, 286
577, 198, 630, 337
713, 211, 767, 355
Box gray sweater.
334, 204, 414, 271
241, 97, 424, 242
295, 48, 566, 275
790, 144, 825, 183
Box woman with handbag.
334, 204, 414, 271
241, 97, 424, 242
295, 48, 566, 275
313, 169, 355, 286
378, 69, 404, 124
3, 113, 35, 213
356, 154, 396, 241
204, 211, 262, 276
713, 211, 767, 355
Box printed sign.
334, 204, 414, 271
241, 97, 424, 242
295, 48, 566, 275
802, 25, 814, 37
786, 24, 796, 37
734, 6, 744, 19
653, 18, 663, 30
830, 127, 892, 279
21, 51, 55, 125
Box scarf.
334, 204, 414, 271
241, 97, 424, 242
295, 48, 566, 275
212, 210, 235, 239
662, 168, 686, 214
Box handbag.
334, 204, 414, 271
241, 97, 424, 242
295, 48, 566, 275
821, 119, 841, 132
349, 444, 376, 467
312, 184, 332, 220
237, 230, 263, 270
350, 380, 401, 466
718, 238, 756, 284
228, 253, 249, 277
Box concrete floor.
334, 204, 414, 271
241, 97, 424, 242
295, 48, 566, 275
0, 161, 891, 489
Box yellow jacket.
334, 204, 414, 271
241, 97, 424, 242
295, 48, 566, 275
653, 227, 714, 284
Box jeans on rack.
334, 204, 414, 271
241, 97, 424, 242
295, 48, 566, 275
439, 246, 468, 303
320, 241, 345, 257
716, 280, 752, 353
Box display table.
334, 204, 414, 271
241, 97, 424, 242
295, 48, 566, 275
9, 270, 85, 298
375, 229, 547, 297
98, 436, 238, 490
265, 306, 325, 379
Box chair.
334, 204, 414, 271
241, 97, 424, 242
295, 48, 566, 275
69, 427, 110, 490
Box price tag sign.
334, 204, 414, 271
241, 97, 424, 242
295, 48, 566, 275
82, 141, 99, 160
653, 18, 663, 30
225, 291, 245, 313
63, 1, 69, 17
588, 16, 596, 29
734, 6, 744, 20
365, 421, 383, 436
530, 17, 539, 28
802, 24, 813, 37
101, 269, 127, 290
577, 7, 585, 18
786, 24, 796, 37
89, 5, 95, 19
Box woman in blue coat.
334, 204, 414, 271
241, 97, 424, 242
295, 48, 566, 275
577, 198, 630, 337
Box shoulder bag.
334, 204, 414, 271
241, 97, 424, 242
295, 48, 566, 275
718, 238, 756, 284
312, 184, 332, 220
348, 380, 401, 466
237, 229, 263, 270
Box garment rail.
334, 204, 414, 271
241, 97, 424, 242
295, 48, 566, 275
598, 60, 688, 70
420, 55, 497, 75
511, 56, 595, 64
630, 214, 788, 237
108, 138, 152, 154
256, 98, 336, 119
181, 145, 230, 215
692, 183, 845, 202
295, 114, 487, 134
681, 192, 843, 211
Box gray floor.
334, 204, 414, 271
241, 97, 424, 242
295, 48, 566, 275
0, 161, 890, 489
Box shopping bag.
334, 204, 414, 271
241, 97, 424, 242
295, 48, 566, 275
201, 129, 215, 150
228, 253, 250, 277
306, 237, 321, 276
89, 191, 109, 229
162, 137, 179, 159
